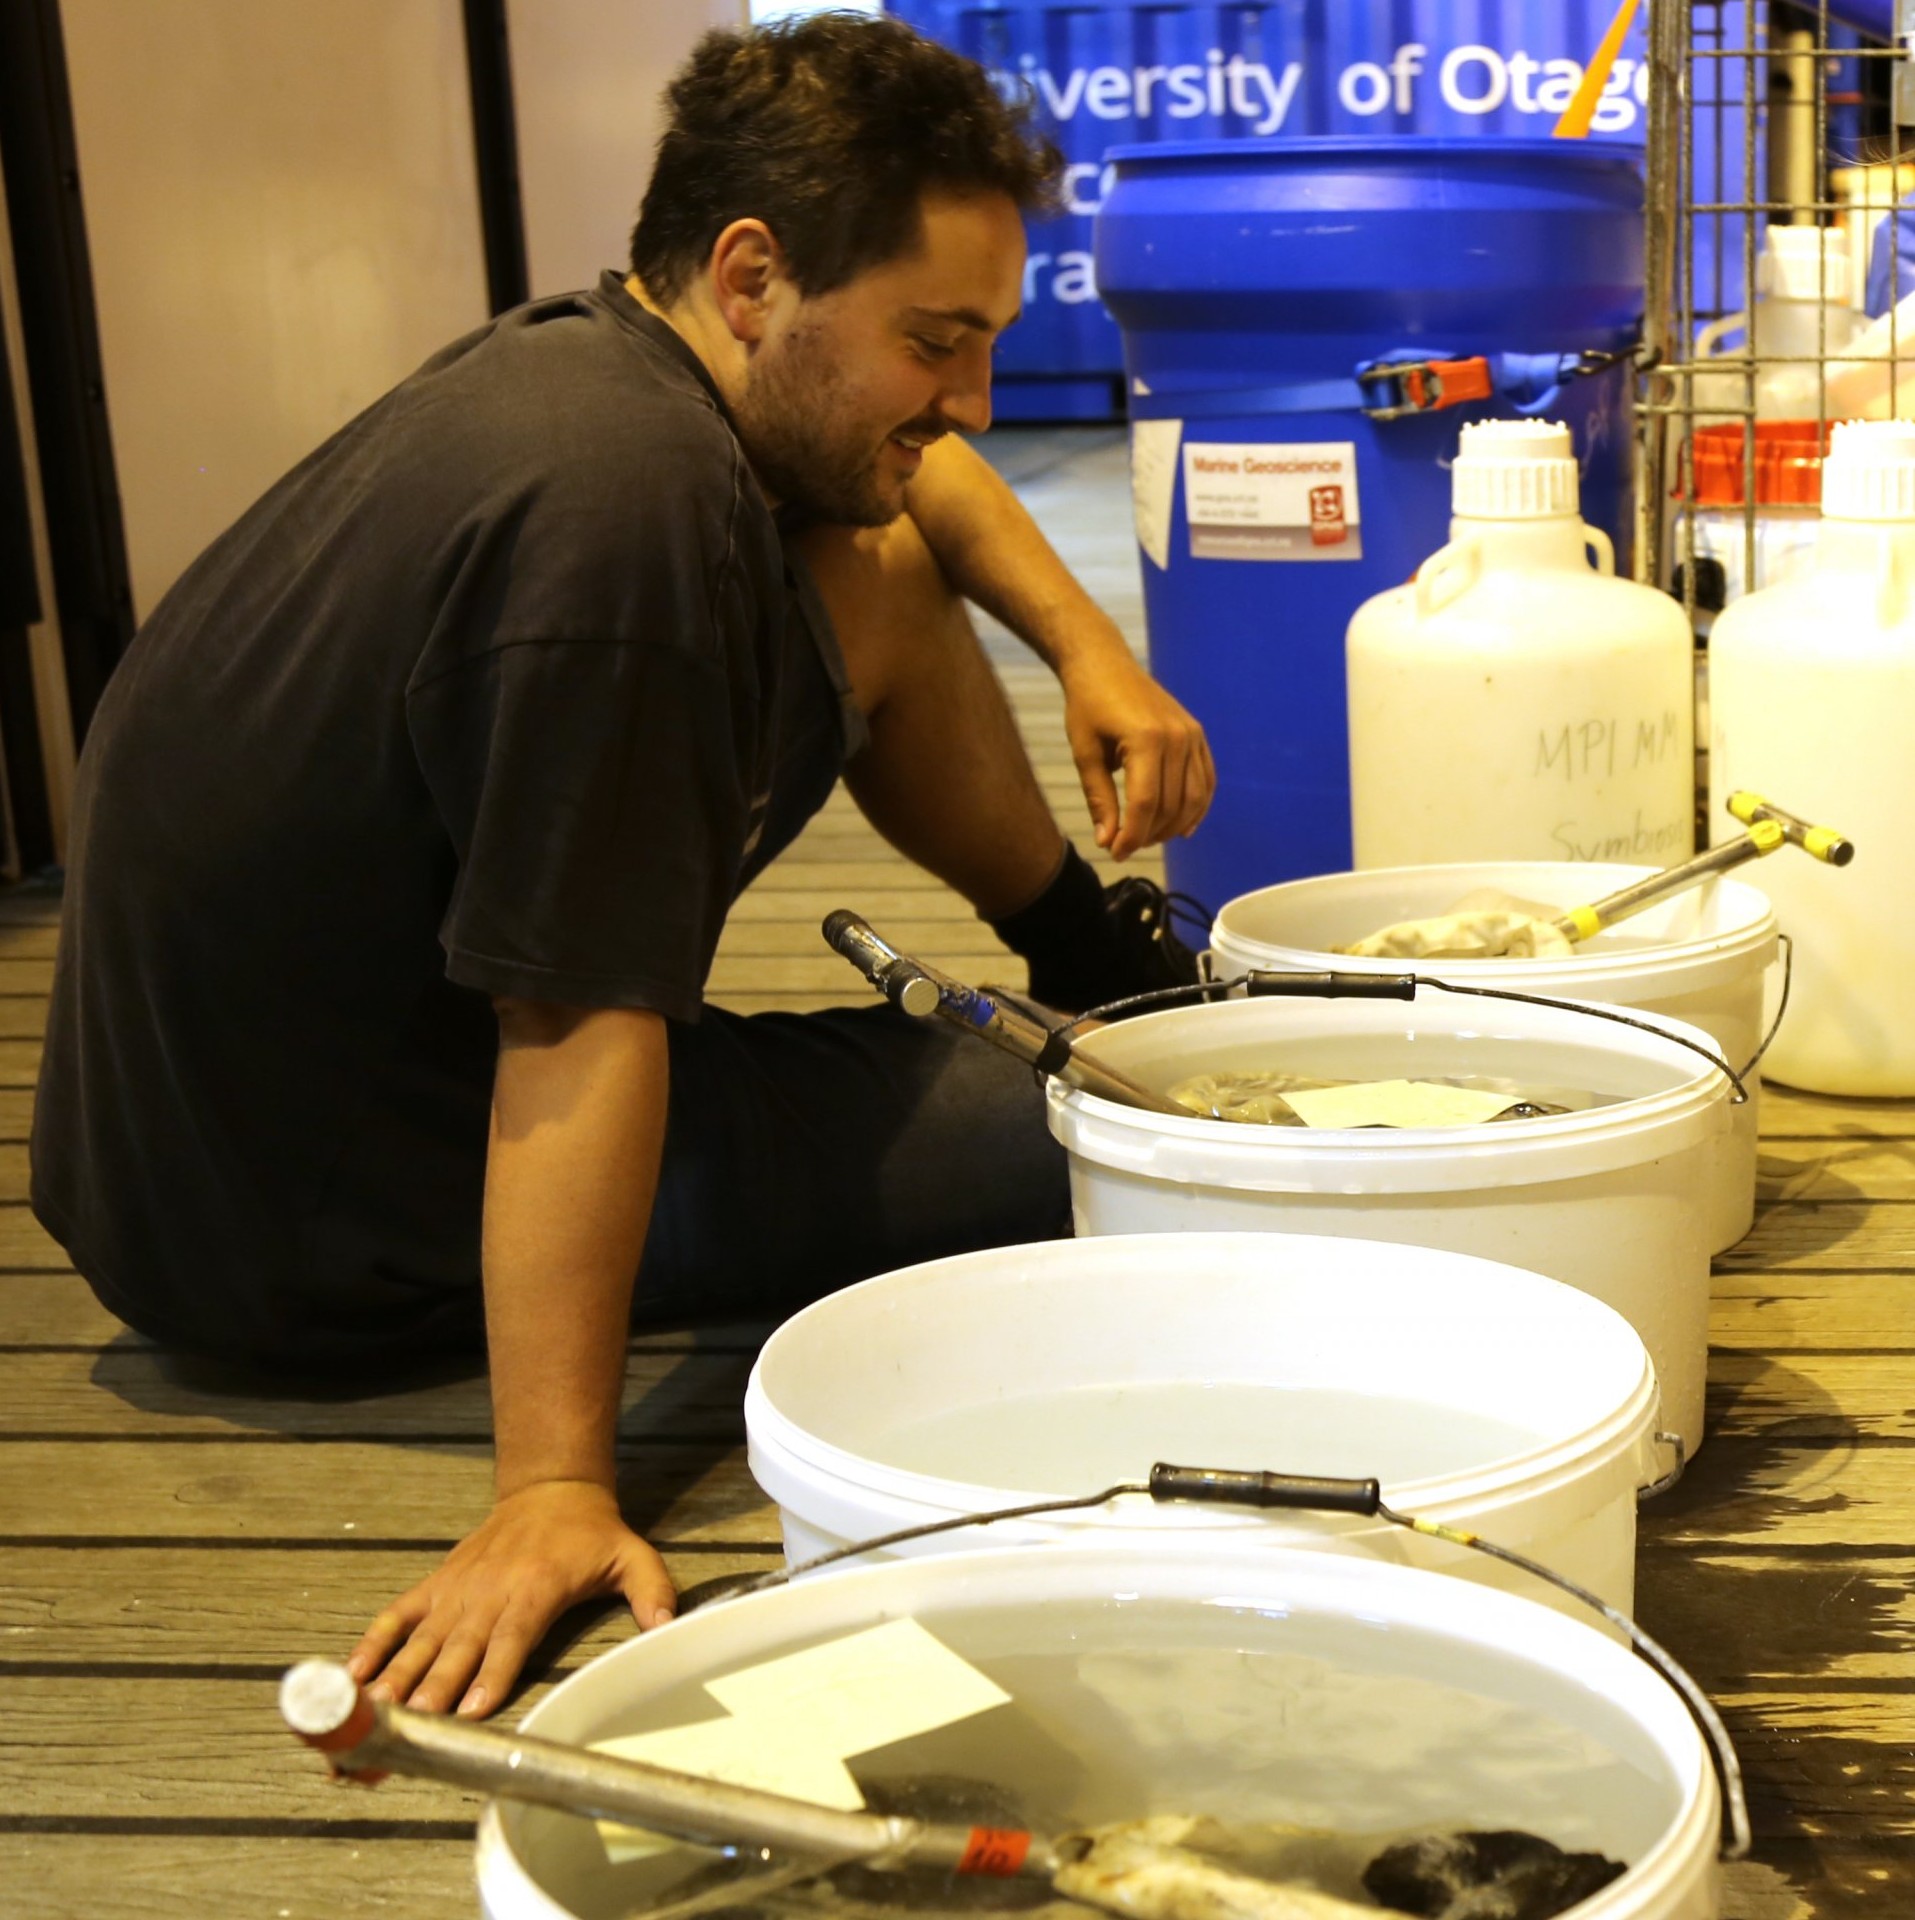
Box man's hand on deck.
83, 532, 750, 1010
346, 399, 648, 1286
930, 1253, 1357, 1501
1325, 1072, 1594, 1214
345, 1479, 676, 1718
1058, 640, 1215, 860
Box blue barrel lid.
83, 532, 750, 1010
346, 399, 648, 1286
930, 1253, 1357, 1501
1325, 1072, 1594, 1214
1105, 135, 1646, 166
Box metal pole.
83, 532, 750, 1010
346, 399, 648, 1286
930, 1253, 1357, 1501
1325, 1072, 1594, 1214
279, 1661, 1056, 1879
1640, 0, 1689, 590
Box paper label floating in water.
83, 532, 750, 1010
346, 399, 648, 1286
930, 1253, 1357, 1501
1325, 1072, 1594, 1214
593, 1617, 1010, 1863
1283, 1080, 1525, 1130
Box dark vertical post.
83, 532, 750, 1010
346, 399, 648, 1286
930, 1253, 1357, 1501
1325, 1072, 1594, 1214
0, 319, 53, 872
462, 0, 531, 315
0, 0, 135, 756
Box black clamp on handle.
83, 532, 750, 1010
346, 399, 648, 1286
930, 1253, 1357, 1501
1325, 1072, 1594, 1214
1245, 969, 1417, 1001
1149, 1461, 1383, 1517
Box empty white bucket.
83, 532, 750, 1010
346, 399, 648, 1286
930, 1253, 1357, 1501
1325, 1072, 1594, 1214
1208, 862, 1778, 1253
746, 1232, 1662, 1615
474, 1541, 1723, 1920
1048, 993, 1732, 1455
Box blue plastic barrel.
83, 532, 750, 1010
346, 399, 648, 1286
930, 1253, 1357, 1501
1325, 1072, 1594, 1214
888, 0, 1665, 419
1094, 137, 1644, 905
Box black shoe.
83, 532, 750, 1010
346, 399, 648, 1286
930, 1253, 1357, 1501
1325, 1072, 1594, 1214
1101, 875, 1210, 995
1024, 874, 1211, 1015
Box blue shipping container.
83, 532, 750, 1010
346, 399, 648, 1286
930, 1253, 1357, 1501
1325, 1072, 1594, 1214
889, 0, 1670, 419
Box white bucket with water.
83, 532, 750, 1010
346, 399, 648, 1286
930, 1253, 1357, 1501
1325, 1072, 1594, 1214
1048, 993, 1732, 1455
474, 1541, 1723, 1920
745, 1233, 1662, 1614
1209, 862, 1778, 1252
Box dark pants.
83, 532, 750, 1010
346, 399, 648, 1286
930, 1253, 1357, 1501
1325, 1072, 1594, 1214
69, 1001, 1068, 1373
643, 1001, 1071, 1323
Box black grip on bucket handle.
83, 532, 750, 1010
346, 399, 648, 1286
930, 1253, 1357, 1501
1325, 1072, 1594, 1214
1149, 1461, 1383, 1516
1244, 969, 1418, 1000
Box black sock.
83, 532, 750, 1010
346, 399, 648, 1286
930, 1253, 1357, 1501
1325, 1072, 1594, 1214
988, 844, 1118, 1013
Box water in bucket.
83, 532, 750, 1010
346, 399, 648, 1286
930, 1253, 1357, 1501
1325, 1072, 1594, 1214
1150, 1024, 1674, 1124
504, 1596, 1669, 1920
1164, 1066, 1618, 1128
880, 1381, 1540, 1491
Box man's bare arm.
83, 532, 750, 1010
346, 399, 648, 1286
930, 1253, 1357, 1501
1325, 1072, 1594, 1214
904, 435, 1214, 858
346, 1001, 677, 1717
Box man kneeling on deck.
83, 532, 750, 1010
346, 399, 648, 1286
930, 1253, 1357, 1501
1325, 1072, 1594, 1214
29, 17, 1213, 1717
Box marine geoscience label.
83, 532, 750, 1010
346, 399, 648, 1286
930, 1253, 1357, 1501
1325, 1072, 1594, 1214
1183, 442, 1363, 562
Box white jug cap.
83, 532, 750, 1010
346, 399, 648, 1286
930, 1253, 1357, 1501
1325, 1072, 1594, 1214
1759, 224, 1849, 302
1450, 419, 1580, 519
1822, 419, 1915, 522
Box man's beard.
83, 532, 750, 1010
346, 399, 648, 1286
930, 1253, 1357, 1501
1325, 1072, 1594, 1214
734, 324, 930, 528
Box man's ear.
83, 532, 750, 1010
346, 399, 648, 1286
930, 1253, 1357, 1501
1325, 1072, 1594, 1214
707, 219, 787, 346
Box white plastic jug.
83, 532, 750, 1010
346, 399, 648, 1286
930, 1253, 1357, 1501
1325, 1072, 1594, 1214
1692, 225, 1862, 421
1347, 420, 1696, 870
1823, 285, 1915, 420
1709, 419, 1915, 1094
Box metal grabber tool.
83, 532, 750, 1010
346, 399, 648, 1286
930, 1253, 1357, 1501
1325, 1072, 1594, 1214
1341, 791, 1854, 961
1724, 789, 1855, 867
822, 910, 1185, 1116
280, 1659, 1401, 1919
1545, 788, 1855, 944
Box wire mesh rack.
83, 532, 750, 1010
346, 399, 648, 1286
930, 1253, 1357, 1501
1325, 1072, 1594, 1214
1641, 2, 1909, 614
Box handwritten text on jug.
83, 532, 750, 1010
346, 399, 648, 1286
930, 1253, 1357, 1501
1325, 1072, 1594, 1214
1536, 712, 1684, 782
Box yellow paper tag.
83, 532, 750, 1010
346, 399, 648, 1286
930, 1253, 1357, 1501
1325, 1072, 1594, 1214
593, 1618, 1009, 1863
1282, 1079, 1522, 1130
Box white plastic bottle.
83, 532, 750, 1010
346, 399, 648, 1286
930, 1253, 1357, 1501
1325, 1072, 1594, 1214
1709, 419, 1915, 1094
1347, 420, 1696, 869
1692, 225, 1861, 422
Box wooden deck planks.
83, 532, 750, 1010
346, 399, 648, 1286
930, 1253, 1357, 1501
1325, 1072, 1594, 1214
0, 1349, 756, 1437
0, 1839, 483, 1920
0, 1441, 778, 1546
0, 1545, 777, 1670
2, 429, 1912, 1919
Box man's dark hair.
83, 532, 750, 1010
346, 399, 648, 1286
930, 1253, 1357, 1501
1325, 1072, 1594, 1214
632, 12, 1062, 304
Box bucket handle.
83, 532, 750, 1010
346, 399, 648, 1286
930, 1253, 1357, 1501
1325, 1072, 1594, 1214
1637, 1429, 1688, 1501
713, 1467, 1751, 1863
1735, 931, 1795, 1082
1050, 974, 1752, 1107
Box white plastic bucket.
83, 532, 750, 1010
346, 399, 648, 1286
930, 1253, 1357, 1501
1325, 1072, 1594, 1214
474, 1541, 1722, 1920
1048, 993, 1732, 1455
1209, 861, 1778, 1252
745, 1232, 1662, 1615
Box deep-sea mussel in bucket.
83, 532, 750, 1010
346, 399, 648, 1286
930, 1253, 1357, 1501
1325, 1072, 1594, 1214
1047, 991, 1733, 1456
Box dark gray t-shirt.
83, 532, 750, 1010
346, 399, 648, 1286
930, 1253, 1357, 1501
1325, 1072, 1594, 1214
31, 273, 860, 1360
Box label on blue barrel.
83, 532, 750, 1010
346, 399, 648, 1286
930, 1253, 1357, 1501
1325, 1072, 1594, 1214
1183, 441, 1361, 561
1130, 417, 1181, 570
